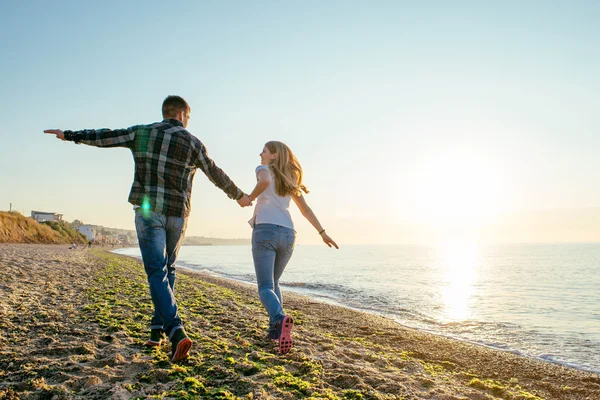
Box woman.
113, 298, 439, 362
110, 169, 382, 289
248, 141, 338, 354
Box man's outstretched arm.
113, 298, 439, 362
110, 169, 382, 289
44, 126, 138, 148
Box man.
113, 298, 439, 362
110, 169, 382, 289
44, 95, 252, 362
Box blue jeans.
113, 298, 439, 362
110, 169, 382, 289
252, 224, 296, 328
135, 209, 187, 339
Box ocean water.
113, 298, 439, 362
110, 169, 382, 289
114, 242, 600, 373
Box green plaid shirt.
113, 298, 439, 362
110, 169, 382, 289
64, 119, 243, 218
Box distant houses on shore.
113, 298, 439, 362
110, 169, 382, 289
77, 225, 95, 241
75, 224, 133, 245
31, 210, 63, 223
28, 210, 134, 246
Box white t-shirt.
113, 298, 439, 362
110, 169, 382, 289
249, 165, 294, 230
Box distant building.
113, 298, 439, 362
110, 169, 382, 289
31, 211, 63, 223
77, 225, 96, 241
117, 234, 130, 245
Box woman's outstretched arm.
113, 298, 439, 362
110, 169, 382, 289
292, 194, 339, 249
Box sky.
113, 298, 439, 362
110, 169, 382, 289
1, 1, 599, 244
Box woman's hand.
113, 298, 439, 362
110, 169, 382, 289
321, 232, 339, 249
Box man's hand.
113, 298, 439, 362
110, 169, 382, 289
237, 194, 253, 208
44, 129, 65, 141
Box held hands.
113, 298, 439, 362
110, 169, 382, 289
321, 232, 339, 249
44, 129, 65, 140
237, 194, 253, 208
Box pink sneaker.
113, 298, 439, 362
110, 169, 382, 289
278, 316, 294, 354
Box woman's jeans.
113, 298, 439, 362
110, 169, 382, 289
252, 223, 296, 327
135, 209, 187, 339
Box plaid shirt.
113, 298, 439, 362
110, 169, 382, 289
64, 119, 243, 218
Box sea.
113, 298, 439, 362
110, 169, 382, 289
113, 242, 600, 374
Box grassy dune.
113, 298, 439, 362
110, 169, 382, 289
0, 212, 87, 244
0, 244, 599, 399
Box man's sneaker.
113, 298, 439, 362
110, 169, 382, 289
144, 329, 165, 347
278, 316, 294, 355
170, 329, 192, 362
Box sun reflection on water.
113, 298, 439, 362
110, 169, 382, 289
439, 240, 479, 322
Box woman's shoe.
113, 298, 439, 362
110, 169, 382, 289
267, 321, 280, 341
278, 316, 294, 354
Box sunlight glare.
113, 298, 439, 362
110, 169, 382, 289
439, 239, 478, 321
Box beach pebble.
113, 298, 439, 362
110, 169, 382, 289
84, 376, 102, 388
113, 353, 126, 365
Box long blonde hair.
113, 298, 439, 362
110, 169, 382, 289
265, 141, 309, 197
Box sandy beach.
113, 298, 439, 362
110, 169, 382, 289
0, 244, 599, 399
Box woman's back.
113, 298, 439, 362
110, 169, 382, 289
252, 165, 294, 230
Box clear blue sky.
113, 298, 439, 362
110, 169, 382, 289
1, 1, 599, 243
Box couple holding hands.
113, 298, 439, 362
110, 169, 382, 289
45, 95, 338, 362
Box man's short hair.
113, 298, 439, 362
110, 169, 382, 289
162, 95, 190, 118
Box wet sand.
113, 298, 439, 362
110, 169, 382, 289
1, 244, 599, 399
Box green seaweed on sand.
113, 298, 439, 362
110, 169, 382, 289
3, 245, 592, 399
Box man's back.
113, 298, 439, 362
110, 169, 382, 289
128, 119, 203, 218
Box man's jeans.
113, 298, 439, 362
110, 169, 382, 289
252, 223, 296, 328
135, 209, 187, 339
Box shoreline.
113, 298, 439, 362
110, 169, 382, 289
1, 243, 599, 399
113, 248, 600, 376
